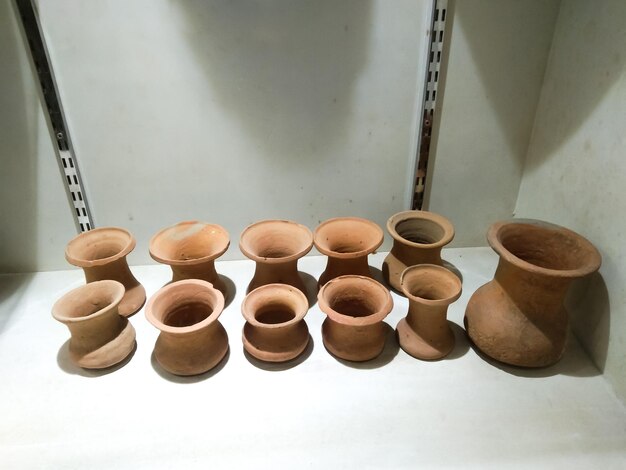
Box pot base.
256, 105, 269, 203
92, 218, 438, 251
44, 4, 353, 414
153, 323, 229, 376
321, 318, 385, 362
70, 319, 136, 369
117, 283, 146, 318
242, 322, 309, 363
396, 318, 454, 360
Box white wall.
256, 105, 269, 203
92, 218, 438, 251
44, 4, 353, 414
515, 0, 626, 402
0, 0, 77, 273
36, 0, 431, 265
425, 0, 560, 246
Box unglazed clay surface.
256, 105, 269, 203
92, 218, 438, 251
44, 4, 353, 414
382, 211, 454, 293
318, 275, 393, 362
65, 227, 146, 317
239, 220, 313, 295
149, 220, 229, 295
241, 283, 309, 363
314, 217, 383, 287
145, 279, 228, 376
465, 220, 602, 367
51, 280, 136, 369
397, 264, 461, 360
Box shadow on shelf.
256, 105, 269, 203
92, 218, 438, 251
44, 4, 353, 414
0, 274, 33, 334
243, 334, 314, 371
301, 271, 319, 308
150, 348, 230, 384
220, 274, 237, 309
446, 322, 470, 360
329, 323, 399, 370
56, 340, 137, 377
467, 331, 601, 379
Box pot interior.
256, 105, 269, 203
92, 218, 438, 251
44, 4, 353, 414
254, 304, 297, 325
497, 223, 599, 272
68, 228, 132, 262
395, 218, 445, 245
55, 281, 124, 320
241, 221, 312, 259
164, 301, 214, 328
315, 218, 382, 254
151, 222, 228, 262
401, 266, 460, 301
323, 278, 388, 318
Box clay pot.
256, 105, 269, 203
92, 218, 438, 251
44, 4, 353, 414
382, 211, 454, 293
241, 284, 310, 362
397, 264, 462, 360
239, 220, 313, 295
65, 227, 146, 317
149, 221, 230, 296
51, 280, 136, 369
318, 275, 393, 362
145, 279, 228, 376
314, 217, 384, 287
465, 219, 602, 368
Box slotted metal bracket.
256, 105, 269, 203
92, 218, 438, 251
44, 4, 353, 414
412, 0, 449, 210
14, 0, 94, 232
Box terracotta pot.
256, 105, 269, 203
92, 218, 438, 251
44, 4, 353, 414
239, 219, 313, 295
382, 211, 454, 293
318, 275, 393, 362
51, 280, 136, 369
149, 221, 230, 296
465, 219, 602, 367
241, 284, 309, 362
397, 264, 462, 360
314, 217, 384, 287
65, 227, 146, 317
145, 279, 228, 376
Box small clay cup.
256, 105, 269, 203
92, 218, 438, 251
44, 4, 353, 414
145, 279, 228, 376
318, 275, 393, 362
241, 284, 310, 363
149, 221, 230, 296
465, 219, 602, 367
65, 227, 146, 317
382, 211, 454, 293
239, 220, 313, 295
397, 264, 462, 360
314, 217, 384, 287
52, 280, 136, 369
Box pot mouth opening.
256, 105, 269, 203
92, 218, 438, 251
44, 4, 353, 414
150, 221, 229, 264
66, 227, 134, 265
319, 276, 392, 324
254, 305, 297, 325
394, 218, 446, 246
491, 221, 601, 276
163, 301, 214, 328
242, 284, 308, 326
53, 280, 125, 321
240, 220, 313, 262
314, 217, 383, 257
400, 265, 461, 303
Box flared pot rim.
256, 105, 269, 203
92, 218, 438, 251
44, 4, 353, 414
239, 219, 313, 264
241, 283, 308, 329
145, 279, 225, 335
313, 216, 384, 259
149, 220, 230, 266
52, 280, 125, 323
318, 275, 393, 326
65, 226, 135, 267
487, 219, 602, 279
387, 210, 454, 249
400, 264, 462, 307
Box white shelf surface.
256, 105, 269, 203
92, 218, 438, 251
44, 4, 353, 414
1, 248, 625, 469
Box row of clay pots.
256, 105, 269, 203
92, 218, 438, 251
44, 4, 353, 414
51, 263, 462, 374
56, 213, 602, 371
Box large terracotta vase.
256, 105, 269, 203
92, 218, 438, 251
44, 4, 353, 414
314, 217, 384, 287
145, 279, 228, 376
65, 227, 146, 317
465, 219, 602, 367
149, 220, 229, 296
397, 264, 462, 360
52, 280, 136, 369
318, 275, 393, 362
382, 211, 454, 293
241, 283, 310, 363
239, 220, 313, 295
